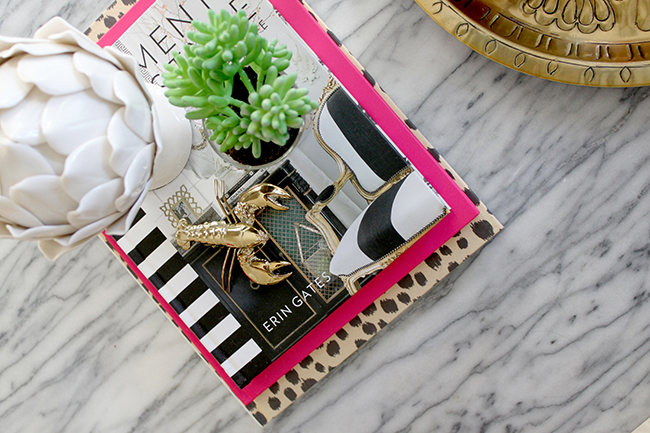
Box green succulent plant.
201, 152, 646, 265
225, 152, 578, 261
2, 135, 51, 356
163, 9, 318, 159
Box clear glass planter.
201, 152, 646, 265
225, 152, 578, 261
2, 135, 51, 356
204, 120, 306, 172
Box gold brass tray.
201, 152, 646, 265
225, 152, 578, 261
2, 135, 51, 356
415, 0, 650, 87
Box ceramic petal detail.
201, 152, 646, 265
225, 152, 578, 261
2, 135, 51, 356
33, 144, 66, 175
0, 56, 33, 109
0, 42, 78, 58
73, 51, 121, 103
0, 36, 43, 56
0, 87, 48, 145
0, 196, 43, 228
67, 211, 123, 245
67, 178, 123, 228
34, 18, 122, 68
41, 89, 119, 155
115, 144, 154, 212
60, 136, 118, 202
0, 142, 56, 196
0, 128, 11, 145
38, 210, 122, 258
17, 53, 91, 95
105, 181, 150, 235
7, 222, 76, 240
9, 174, 78, 226
113, 71, 154, 143
37, 238, 86, 260
107, 108, 149, 176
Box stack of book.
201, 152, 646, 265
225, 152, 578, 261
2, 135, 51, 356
92, 0, 502, 424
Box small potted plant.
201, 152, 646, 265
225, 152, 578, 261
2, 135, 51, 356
163, 9, 318, 169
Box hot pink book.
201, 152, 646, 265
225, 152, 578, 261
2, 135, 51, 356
92, 0, 496, 424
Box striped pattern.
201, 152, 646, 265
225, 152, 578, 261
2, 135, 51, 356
329, 172, 449, 277
356, 178, 407, 261
318, 87, 409, 194
115, 208, 266, 388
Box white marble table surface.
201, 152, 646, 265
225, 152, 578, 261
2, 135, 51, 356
3, 0, 650, 432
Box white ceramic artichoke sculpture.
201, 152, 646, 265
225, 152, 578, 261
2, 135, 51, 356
0, 18, 191, 260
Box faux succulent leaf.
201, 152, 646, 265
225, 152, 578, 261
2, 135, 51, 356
163, 8, 318, 158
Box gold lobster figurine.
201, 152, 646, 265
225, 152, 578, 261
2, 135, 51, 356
176, 182, 293, 291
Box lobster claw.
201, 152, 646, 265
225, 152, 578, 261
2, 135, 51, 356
234, 184, 291, 224
237, 248, 293, 285
240, 183, 292, 210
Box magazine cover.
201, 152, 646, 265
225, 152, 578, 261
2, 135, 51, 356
88, 0, 501, 424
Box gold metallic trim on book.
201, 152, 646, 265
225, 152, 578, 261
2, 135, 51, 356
312, 79, 413, 201
338, 206, 450, 295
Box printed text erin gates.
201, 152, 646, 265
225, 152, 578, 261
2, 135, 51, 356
262, 272, 332, 333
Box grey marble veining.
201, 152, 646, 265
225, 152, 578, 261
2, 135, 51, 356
2, 0, 650, 432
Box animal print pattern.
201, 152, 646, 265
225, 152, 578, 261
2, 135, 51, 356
246, 199, 499, 426
84, 0, 135, 40
90, 1, 502, 426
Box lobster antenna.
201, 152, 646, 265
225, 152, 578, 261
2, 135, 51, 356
221, 247, 232, 292
214, 180, 234, 224
227, 249, 236, 293
223, 192, 236, 219
253, 244, 265, 256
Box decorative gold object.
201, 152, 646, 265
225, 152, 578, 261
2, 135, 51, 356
176, 182, 293, 290
160, 185, 202, 228
415, 0, 650, 86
